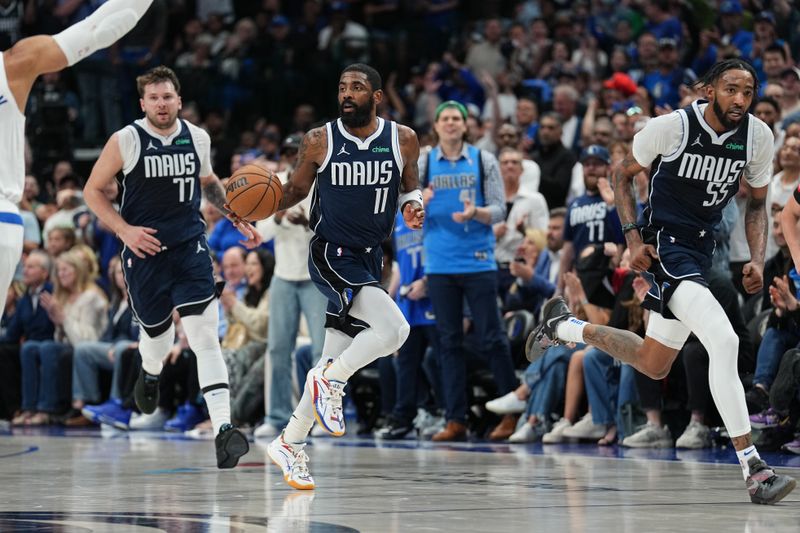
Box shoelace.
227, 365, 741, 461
292, 448, 311, 478
326, 382, 346, 419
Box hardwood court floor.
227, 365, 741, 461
1, 427, 799, 532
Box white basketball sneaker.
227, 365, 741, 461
307, 366, 346, 436
268, 433, 315, 490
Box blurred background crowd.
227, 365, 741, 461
3, 0, 800, 454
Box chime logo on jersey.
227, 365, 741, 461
676, 153, 745, 184
143, 152, 197, 178
330, 160, 393, 186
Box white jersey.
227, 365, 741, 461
0, 51, 26, 209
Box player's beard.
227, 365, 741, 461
147, 109, 178, 130
712, 99, 743, 130
340, 99, 374, 128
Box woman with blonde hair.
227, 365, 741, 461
19, 249, 108, 425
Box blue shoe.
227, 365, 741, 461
81, 400, 116, 424
164, 403, 206, 432
94, 399, 133, 430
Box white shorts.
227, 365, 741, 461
645, 311, 691, 350
0, 198, 24, 318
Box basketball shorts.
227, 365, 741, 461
308, 236, 383, 336
122, 234, 216, 333
640, 225, 714, 320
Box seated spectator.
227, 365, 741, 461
3, 251, 55, 424
20, 250, 107, 425
45, 226, 76, 258
72, 257, 139, 427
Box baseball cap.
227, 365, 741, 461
720, 0, 742, 14
658, 37, 678, 49
282, 133, 303, 152
755, 11, 776, 25
603, 72, 638, 97
580, 145, 611, 164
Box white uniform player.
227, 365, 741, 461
0, 0, 154, 319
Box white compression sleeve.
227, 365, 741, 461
138, 322, 174, 376
53, 0, 154, 66
667, 281, 751, 438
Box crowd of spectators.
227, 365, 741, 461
3, 0, 800, 454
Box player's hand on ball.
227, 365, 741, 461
403, 201, 424, 230
742, 262, 764, 294
629, 242, 658, 272
120, 225, 161, 258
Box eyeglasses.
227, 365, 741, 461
626, 106, 643, 117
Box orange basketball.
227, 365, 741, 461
225, 164, 283, 222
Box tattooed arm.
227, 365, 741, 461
200, 172, 262, 248
200, 173, 231, 215
742, 184, 768, 294
398, 124, 424, 230
278, 127, 326, 211
612, 152, 657, 272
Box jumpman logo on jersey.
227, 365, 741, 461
146, 140, 157, 151
0, 94, 7, 107
337, 143, 350, 156
691, 134, 703, 148
196, 240, 206, 254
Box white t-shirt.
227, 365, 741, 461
632, 102, 774, 189
117, 119, 213, 178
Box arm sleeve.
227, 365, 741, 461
631, 112, 684, 167
480, 150, 506, 223
744, 119, 775, 189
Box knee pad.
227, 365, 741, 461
181, 301, 221, 356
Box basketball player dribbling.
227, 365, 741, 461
527, 59, 796, 504
0, 0, 156, 322
265, 63, 424, 489
83, 66, 261, 469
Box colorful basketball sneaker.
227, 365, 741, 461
746, 457, 797, 504
525, 297, 573, 362
268, 433, 315, 490
307, 365, 346, 437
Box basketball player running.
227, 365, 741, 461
0, 0, 156, 321
83, 66, 261, 469
266, 64, 423, 489
527, 59, 796, 504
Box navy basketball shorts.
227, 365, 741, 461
122, 235, 216, 332
308, 236, 383, 334
640, 226, 714, 320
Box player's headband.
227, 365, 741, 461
435, 100, 468, 121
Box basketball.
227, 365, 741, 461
225, 164, 283, 222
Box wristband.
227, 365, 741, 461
399, 189, 424, 211
621, 223, 639, 234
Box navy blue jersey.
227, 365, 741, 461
643, 100, 752, 236
310, 118, 403, 249
563, 194, 624, 253
120, 119, 205, 248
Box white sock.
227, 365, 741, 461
324, 355, 358, 383
736, 445, 761, 480
555, 317, 587, 343
203, 386, 231, 435
284, 410, 315, 445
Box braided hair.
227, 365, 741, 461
692, 58, 760, 96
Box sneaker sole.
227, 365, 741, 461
217, 430, 250, 469
306, 375, 345, 437
751, 477, 797, 505
268, 449, 315, 490
621, 439, 674, 449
